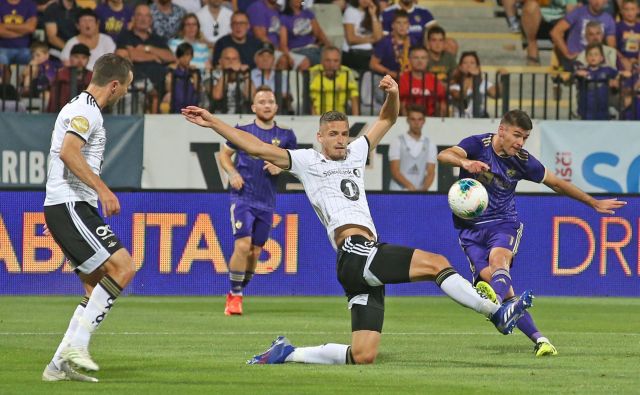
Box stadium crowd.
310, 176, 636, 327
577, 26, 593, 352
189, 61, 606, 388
0, 0, 639, 119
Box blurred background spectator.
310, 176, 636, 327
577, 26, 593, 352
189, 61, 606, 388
150, 0, 186, 42
43, 0, 79, 58
399, 45, 446, 117
47, 42, 91, 111
309, 45, 359, 114
196, 0, 231, 47
212, 11, 262, 68
95, 0, 133, 41
0, 0, 37, 65
341, 0, 382, 71
60, 8, 116, 70
280, 0, 331, 66
169, 13, 211, 72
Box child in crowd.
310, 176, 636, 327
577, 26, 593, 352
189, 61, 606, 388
21, 41, 60, 98
575, 43, 629, 120
162, 42, 200, 113
616, 0, 640, 71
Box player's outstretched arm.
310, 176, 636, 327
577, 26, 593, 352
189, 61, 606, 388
59, 133, 120, 217
182, 106, 290, 169
543, 172, 627, 214
437, 146, 490, 174
365, 75, 399, 150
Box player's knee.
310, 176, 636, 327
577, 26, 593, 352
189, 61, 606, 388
234, 238, 253, 257
351, 349, 377, 365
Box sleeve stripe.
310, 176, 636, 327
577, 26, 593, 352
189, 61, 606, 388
66, 130, 88, 142
363, 135, 371, 151
285, 149, 293, 171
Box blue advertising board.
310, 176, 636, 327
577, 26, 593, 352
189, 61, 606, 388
0, 191, 638, 296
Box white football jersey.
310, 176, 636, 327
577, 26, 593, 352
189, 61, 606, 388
288, 136, 377, 250
44, 92, 105, 207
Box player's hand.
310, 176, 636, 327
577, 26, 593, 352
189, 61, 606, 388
461, 158, 490, 174
229, 173, 244, 190
42, 223, 50, 236
592, 198, 627, 215
98, 188, 120, 217
263, 161, 282, 175
378, 74, 398, 95
182, 106, 215, 128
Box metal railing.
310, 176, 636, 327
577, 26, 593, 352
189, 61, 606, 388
2, 64, 639, 120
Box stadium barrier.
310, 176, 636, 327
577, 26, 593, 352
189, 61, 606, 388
1, 191, 638, 296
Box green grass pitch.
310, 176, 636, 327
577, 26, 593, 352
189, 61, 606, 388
0, 296, 638, 394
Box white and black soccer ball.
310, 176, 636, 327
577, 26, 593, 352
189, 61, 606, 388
447, 178, 489, 220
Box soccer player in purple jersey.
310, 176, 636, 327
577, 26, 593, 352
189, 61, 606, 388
438, 109, 626, 357
219, 85, 297, 315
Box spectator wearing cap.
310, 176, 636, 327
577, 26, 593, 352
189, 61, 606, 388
43, 0, 80, 55
0, 0, 38, 65
60, 8, 117, 71
95, 0, 133, 41
196, 0, 232, 47
247, 0, 310, 70
48, 42, 92, 111
150, 0, 186, 41
116, 4, 175, 95
250, 42, 289, 97
212, 11, 262, 68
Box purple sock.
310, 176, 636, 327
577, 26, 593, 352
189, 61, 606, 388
490, 269, 512, 303
515, 310, 541, 342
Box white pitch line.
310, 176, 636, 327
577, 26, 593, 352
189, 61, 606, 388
0, 331, 639, 336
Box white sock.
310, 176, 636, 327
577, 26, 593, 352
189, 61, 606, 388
50, 302, 85, 368
439, 273, 498, 317
70, 276, 121, 348
285, 344, 350, 364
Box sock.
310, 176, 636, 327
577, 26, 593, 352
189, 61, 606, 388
284, 343, 351, 364
241, 271, 254, 289
436, 268, 498, 317
69, 275, 122, 349
490, 269, 512, 304
514, 309, 542, 343
50, 296, 89, 368
508, 16, 519, 26
229, 271, 244, 295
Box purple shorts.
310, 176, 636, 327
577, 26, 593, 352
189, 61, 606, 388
230, 202, 273, 247
458, 221, 523, 281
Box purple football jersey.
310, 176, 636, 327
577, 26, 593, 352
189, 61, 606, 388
454, 133, 546, 229
227, 121, 297, 210
0, 0, 37, 48
382, 5, 434, 43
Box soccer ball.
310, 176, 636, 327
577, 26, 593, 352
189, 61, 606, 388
447, 178, 489, 220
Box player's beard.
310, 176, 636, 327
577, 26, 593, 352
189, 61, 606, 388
256, 112, 275, 124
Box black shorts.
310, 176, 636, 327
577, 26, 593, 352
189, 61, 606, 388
537, 18, 559, 40
336, 235, 414, 332
44, 202, 124, 274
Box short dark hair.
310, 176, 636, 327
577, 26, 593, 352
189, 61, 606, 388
392, 10, 410, 23
426, 26, 446, 40
91, 54, 132, 86
75, 7, 97, 23
30, 41, 48, 53
319, 111, 348, 126
585, 42, 604, 57
405, 104, 425, 116
176, 42, 194, 58
501, 109, 532, 131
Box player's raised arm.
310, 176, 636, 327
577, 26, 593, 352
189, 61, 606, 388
437, 146, 490, 174
542, 171, 627, 215
182, 106, 291, 169
365, 75, 399, 150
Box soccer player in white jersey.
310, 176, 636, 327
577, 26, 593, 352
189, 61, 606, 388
42, 54, 135, 382
182, 75, 534, 365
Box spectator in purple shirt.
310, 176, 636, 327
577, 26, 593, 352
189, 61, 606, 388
95, 0, 133, 41
550, 0, 616, 71
0, 0, 37, 65
280, 0, 331, 66
248, 0, 309, 70
616, 0, 640, 71
369, 10, 417, 79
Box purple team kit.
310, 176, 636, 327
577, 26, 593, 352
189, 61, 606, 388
227, 121, 297, 246
453, 133, 546, 280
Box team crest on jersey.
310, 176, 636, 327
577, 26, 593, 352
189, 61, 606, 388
415, 15, 421, 23
70, 116, 90, 134
506, 168, 517, 178
271, 137, 281, 146
235, 220, 243, 230
353, 168, 361, 178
